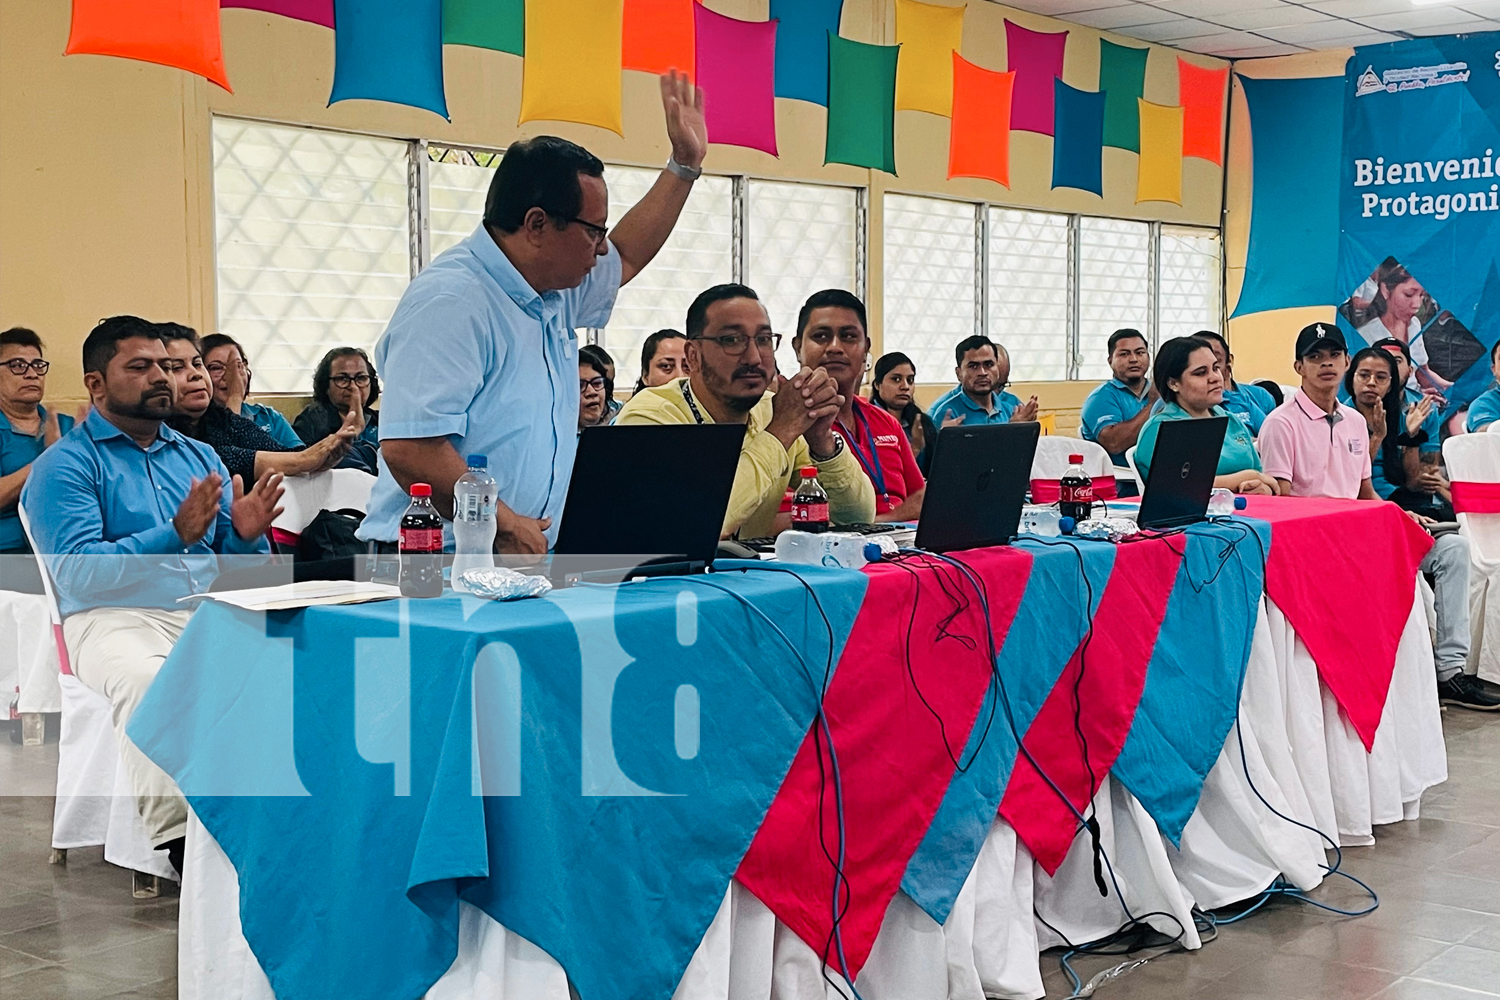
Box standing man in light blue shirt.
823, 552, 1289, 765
927, 335, 1039, 427
359, 72, 709, 555
1079, 328, 1155, 465
23, 316, 283, 870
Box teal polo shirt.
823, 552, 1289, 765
1080, 378, 1152, 464
927, 386, 1022, 426
1135, 403, 1261, 483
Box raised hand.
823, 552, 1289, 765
1010, 395, 1040, 423
1369, 400, 1387, 448
231, 471, 285, 541
42, 408, 62, 447
225, 358, 249, 411
941, 412, 965, 428
660, 70, 707, 170
1406, 395, 1435, 437
767, 372, 817, 449
173, 474, 224, 546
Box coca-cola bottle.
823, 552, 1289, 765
791, 467, 830, 533
1059, 454, 1095, 524
399, 483, 445, 598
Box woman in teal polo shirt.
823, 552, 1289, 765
1135, 335, 1277, 494
0, 328, 74, 590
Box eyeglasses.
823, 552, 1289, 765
579, 376, 606, 392
3, 359, 49, 375
1354, 370, 1392, 384
567, 217, 610, 249
204, 360, 245, 377
692, 332, 782, 357
329, 373, 372, 388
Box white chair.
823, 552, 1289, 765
269, 469, 376, 550
16, 502, 174, 895
1125, 445, 1144, 486
1, 575, 60, 744
1029, 437, 1118, 502
1441, 434, 1500, 685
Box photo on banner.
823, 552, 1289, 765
1336, 31, 1500, 418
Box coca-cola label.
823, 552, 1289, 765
400, 527, 444, 553
1059, 479, 1095, 504
791, 502, 829, 524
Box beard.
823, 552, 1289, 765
113, 385, 173, 421
702, 362, 769, 413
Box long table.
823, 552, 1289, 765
129, 496, 1446, 1000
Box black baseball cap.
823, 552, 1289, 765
1294, 323, 1347, 360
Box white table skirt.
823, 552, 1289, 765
179, 591, 1448, 1000
0, 589, 61, 714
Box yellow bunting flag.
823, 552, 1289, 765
520, 0, 625, 135
894, 0, 965, 117
1136, 99, 1183, 206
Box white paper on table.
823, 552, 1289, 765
179, 581, 403, 611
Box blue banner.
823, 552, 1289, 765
1337, 32, 1500, 413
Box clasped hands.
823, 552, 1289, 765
767, 367, 843, 458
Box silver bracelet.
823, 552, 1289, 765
666, 156, 702, 182
809, 433, 844, 463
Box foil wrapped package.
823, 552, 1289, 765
457, 567, 553, 600
1073, 517, 1140, 543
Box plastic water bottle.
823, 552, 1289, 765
1059, 453, 1095, 524
399, 484, 444, 598
452, 454, 498, 592
791, 467, 830, 533
1208, 487, 1236, 519
774, 530, 887, 569
1020, 506, 1063, 537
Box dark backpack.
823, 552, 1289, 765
294, 508, 368, 580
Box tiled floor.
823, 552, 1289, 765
2, 711, 1499, 1000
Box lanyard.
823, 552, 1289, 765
837, 401, 888, 500
681, 379, 707, 425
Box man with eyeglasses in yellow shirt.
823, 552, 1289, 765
615, 284, 875, 538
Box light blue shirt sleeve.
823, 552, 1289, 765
377, 292, 496, 442
255, 404, 304, 451
1079, 384, 1123, 442
560, 242, 623, 330
1466, 388, 1500, 432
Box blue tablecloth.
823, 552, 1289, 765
129, 563, 867, 1000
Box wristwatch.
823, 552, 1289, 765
809, 433, 845, 464
666, 156, 702, 182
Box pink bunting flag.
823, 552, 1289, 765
693, 4, 778, 155
222, 0, 334, 28
1004, 20, 1067, 136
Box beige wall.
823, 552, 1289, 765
1223, 49, 1349, 387
1, 0, 1225, 419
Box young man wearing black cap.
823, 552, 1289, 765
1260, 323, 1497, 710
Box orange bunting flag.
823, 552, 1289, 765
623, 0, 694, 79
1178, 59, 1230, 164
948, 53, 1014, 187
66, 0, 230, 90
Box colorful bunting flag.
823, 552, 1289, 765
1005, 20, 1068, 136
1099, 39, 1148, 152
693, 5, 777, 154
894, 0, 965, 117
623, 0, 693, 77
827, 34, 898, 174
1137, 99, 1183, 205
222, 0, 333, 28
948, 54, 1013, 187
1051, 80, 1104, 196
771, 0, 843, 106
1179, 58, 1230, 164
330, 0, 446, 116
66, 0, 231, 90
520, 0, 624, 134
443, 0, 523, 55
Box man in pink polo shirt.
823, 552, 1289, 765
1260, 323, 1496, 710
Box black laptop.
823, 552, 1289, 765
914, 423, 1041, 553
552, 423, 745, 580
1136, 416, 1227, 530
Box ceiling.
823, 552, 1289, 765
995, 0, 1500, 58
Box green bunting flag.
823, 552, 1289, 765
443, 0, 524, 56
1099, 39, 1148, 152
826, 34, 899, 174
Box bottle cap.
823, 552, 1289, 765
411, 483, 432, 498
1068, 454, 1084, 464
1059, 516, 1077, 534
466, 454, 487, 468
799, 466, 818, 478
1234, 495, 1249, 510
864, 542, 883, 564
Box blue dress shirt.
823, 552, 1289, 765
21, 410, 269, 617
1, 406, 74, 553
926, 386, 1023, 426
1220, 382, 1275, 436
358, 225, 621, 547
241, 401, 304, 451
1079, 378, 1152, 464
